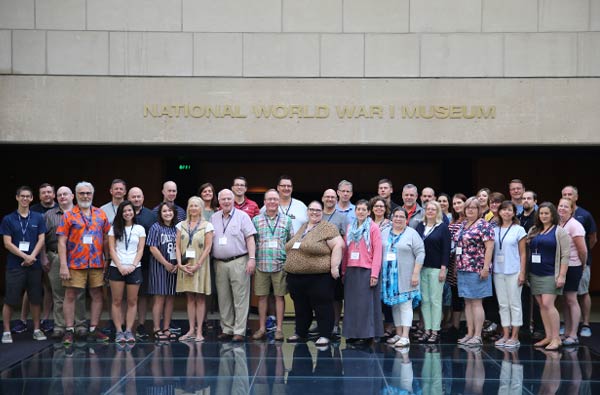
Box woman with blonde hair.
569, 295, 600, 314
176, 196, 214, 342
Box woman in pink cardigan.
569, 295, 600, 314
341, 199, 384, 345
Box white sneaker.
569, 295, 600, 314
33, 329, 47, 341
394, 337, 410, 348
315, 337, 330, 346
2, 332, 13, 344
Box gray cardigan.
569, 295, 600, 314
381, 226, 426, 294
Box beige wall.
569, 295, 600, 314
1, 76, 599, 145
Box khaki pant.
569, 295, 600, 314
47, 251, 87, 331
215, 255, 250, 336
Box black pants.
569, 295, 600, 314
287, 273, 334, 338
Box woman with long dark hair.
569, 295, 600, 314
108, 201, 146, 343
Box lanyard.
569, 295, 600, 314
79, 210, 92, 233
186, 221, 201, 248
265, 214, 280, 237
422, 224, 437, 240
300, 222, 320, 240
124, 226, 133, 251
325, 211, 336, 223
279, 202, 292, 217
222, 209, 235, 235
498, 224, 513, 250
17, 212, 30, 241
387, 229, 405, 253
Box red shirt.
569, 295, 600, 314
234, 197, 260, 219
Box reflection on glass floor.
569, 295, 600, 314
1, 322, 600, 394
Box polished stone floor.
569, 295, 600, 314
1, 321, 600, 395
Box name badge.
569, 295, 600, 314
350, 251, 360, 260
386, 252, 396, 261
169, 249, 176, 260
531, 253, 541, 264
185, 249, 196, 259
83, 234, 93, 244
267, 240, 278, 248
19, 241, 30, 251
455, 247, 462, 255
218, 237, 227, 245
496, 253, 505, 264
292, 242, 301, 249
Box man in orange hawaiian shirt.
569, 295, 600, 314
57, 181, 110, 345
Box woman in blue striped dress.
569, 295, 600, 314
147, 202, 179, 341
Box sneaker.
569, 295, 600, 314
136, 324, 149, 340
169, 323, 182, 334
308, 322, 319, 335
115, 331, 126, 343
580, 325, 592, 337
266, 315, 276, 332
504, 339, 520, 348
315, 337, 330, 346
124, 331, 136, 343
63, 330, 74, 346
40, 319, 54, 333
88, 329, 110, 343
394, 337, 410, 348
2, 332, 13, 344
33, 329, 47, 341
11, 320, 27, 334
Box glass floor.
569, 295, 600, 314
1, 321, 600, 394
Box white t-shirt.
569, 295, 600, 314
493, 224, 527, 274
109, 224, 146, 267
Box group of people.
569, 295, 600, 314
1, 177, 596, 353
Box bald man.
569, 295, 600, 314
152, 181, 186, 223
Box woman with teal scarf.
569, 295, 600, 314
341, 199, 384, 344
381, 207, 425, 348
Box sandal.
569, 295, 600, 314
534, 338, 552, 348
163, 329, 177, 341
562, 336, 579, 346
418, 332, 431, 342
457, 335, 472, 345
545, 340, 562, 351
386, 334, 401, 345
154, 330, 168, 341
465, 336, 482, 347
427, 333, 439, 343
179, 333, 195, 342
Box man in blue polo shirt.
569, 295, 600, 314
1, 186, 47, 343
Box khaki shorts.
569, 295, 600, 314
63, 268, 105, 289
578, 265, 591, 295
254, 269, 287, 296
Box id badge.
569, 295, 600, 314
83, 234, 93, 244
386, 252, 396, 261
350, 251, 360, 260
455, 247, 462, 255
292, 242, 301, 249
531, 253, 541, 264
185, 249, 196, 259
267, 240, 278, 249
218, 237, 227, 245
169, 249, 176, 260
496, 253, 505, 264
18, 241, 30, 251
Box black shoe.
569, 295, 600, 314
136, 324, 149, 340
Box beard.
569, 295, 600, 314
77, 200, 92, 209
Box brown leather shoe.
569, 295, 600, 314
217, 333, 233, 341
232, 334, 245, 342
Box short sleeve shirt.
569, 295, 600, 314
211, 209, 257, 260
493, 224, 526, 274
56, 206, 110, 270
253, 213, 294, 272
561, 217, 586, 266
455, 219, 495, 273
0, 210, 47, 269
146, 222, 177, 263
108, 224, 146, 267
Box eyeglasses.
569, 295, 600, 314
308, 208, 322, 213
78, 192, 93, 196
373, 205, 385, 209
278, 184, 292, 189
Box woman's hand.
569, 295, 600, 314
556, 274, 566, 288
370, 277, 378, 287
518, 272, 526, 286
331, 266, 339, 280
438, 267, 447, 283
479, 266, 490, 280
411, 273, 419, 287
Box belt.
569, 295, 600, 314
217, 254, 248, 262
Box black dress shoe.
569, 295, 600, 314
217, 333, 233, 341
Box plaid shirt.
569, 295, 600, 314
253, 213, 294, 272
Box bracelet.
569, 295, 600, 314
249, 257, 255, 259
